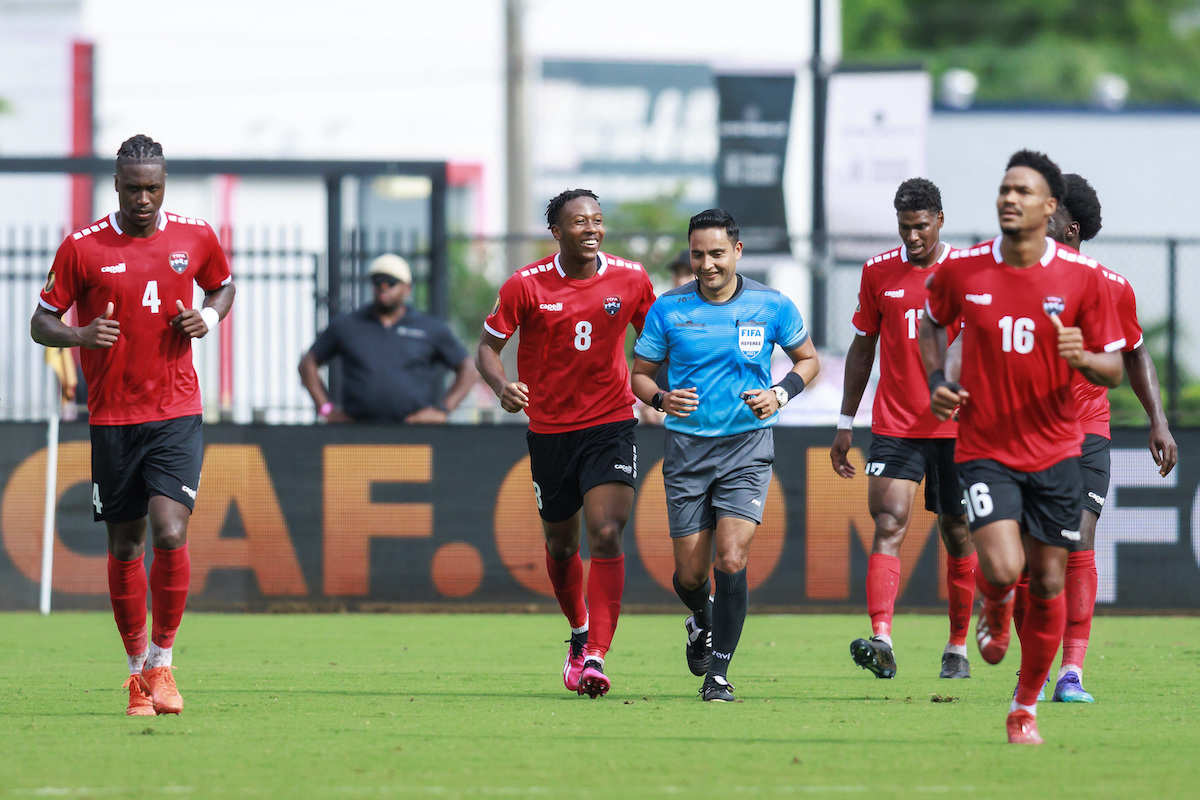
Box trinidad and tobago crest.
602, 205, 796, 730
1043, 295, 1065, 316
604, 295, 621, 316
169, 251, 189, 274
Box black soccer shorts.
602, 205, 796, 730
525, 418, 638, 523
1080, 433, 1112, 518
865, 434, 966, 516
90, 415, 204, 523
956, 456, 1084, 551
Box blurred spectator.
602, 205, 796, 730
299, 254, 476, 423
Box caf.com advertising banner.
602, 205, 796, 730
0, 424, 1194, 611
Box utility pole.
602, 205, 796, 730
810, 0, 829, 348
505, 0, 530, 271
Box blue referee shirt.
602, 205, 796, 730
634, 276, 809, 438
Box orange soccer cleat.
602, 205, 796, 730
976, 592, 1014, 665
1006, 709, 1044, 745
123, 674, 155, 717
143, 665, 183, 715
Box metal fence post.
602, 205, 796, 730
1167, 237, 1179, 422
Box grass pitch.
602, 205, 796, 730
1, 612, 1197, 798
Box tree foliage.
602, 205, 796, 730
842, 0, 1200, 104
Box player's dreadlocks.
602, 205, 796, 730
545, 189, 599, 229
893, 177, 942, 214
116, 134, 166, 167
1060, 173, 1103, 242
1006, 149, 1064, 201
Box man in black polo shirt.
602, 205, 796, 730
299, 254, 477, 423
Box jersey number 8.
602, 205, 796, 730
574, 320, 592, 351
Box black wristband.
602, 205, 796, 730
927, 369, 946, 394
773, 372, 805, 401
651, 391, 666, 411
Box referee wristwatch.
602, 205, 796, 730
771, 385, 789, 408
651, 391, 666, 412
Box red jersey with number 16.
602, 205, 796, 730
1073, 267, 1143, 439
484, 252, 655, 434
39, 211, 232, 425
925, 237, 1125, 472
852, 243, 958, 439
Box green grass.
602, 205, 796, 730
1, 612, 1198, 798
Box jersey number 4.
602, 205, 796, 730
142, 280, 162, 313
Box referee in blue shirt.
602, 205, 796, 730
632, 209, 820, 701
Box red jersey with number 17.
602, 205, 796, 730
852, 243, 958, 439
484, 252, 655, 434
1073, 267, 1143, 439
39, 211, 232, 425
925, 237, 1125, 472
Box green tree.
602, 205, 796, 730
843, 0, 1200, 104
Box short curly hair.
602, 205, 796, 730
1006, 149, 1064, 201
1059, 173, 1103, 242
545, 189, 600, 229
893, 178, 942, 214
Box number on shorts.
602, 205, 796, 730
865, 461, 885, 476
964, 482, 994, 523
532, 481, 543, 510
92, 483, 103, 514
574, 320, 592, 351
142, 280, 161, 313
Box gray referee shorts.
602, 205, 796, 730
662, 427, 774, 537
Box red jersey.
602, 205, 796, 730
852, 243, 958, 439
39, 211, 232, 425
483, 252, 655, 434
1073, 268, 1143, 439
925, 237, 1125, 472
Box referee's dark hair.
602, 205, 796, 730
116, 134, 166, 167
894, 178, 942, 215
1006, 149, 1065, 201
545, 189, 600, 229
688, 208, 739, 244
1060, 173, 1103, 242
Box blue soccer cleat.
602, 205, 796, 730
1052, 672, 1095, 703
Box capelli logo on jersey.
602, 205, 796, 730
884, 289, 905, 298
101, 262, 127, 274
965, 293, 993, 305
169, 251, 189, 274
539, 302, 563, 312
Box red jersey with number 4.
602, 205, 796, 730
39, 211, 232, 425
925, 237, 1125, 472
1073, 268, 1143, 439
852, 243, 958, 439
484, 252, 655, 434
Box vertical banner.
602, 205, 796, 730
825, 68, 931, 262
715, 73, 795, 253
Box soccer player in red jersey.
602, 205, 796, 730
476, 189, 655, 698
831, 178, 976, 681
919, 150, 1125, 744
30, 135, 234, 716
1027, 173, 1176, 703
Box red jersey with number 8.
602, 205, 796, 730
39, 212, 232, 425
484, 252, 655, 434
925, 236, 1125, 472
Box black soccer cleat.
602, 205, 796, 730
699, 674, 737, 702
939, 652, 971, 679
851, 636, 897, 679
684, 615, 712, 677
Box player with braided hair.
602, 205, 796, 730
31, 134, 234, 716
